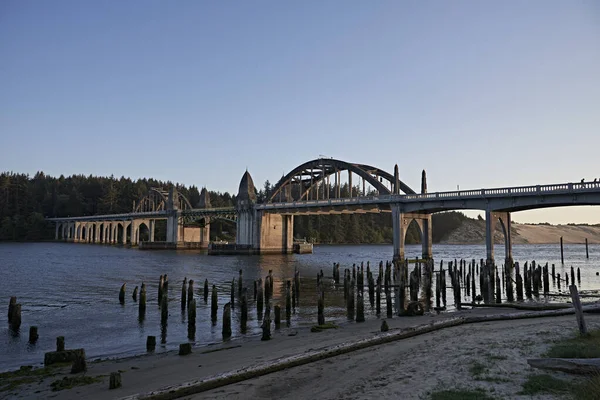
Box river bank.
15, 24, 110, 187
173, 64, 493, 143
4, 308, 599, 400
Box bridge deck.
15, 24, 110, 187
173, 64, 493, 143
47, 181, 600, 221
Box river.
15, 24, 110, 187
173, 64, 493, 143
1, 242, 599, 372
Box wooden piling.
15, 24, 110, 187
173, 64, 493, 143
8, 296, 16, 323
569, 285, 587, 335
203, 279, 209, 303
368, 272, 375, 308
139, 283, 146, 316
435, 272, 441, 309
57, 336, 65, 352
230, 279, 235, 309
28, 326, 38, 344
285, 280, 291, 322
9, 304, 21, 330
132, 286, 138, 302
560, 236, 564, 264
543, 265, 550, 295
274, 305, 281, 329
516, 263, 524, 301
71, 349, 87, 373
222, 302, 232, 340
146, 335, 156, 352
253, 280, 257, 301
257, 278, 264, 319
188, 299, 196, 339
317, 289, 325, 325
119, 283, 126, 305
160, 291, 168, 324
385, 287, 392, 318
238, 269, 243, 297
441, 269, 447, 307
356, 291, 365, 322
158, 275, 164, 305
409, 268, 418, 302
343, 269, 349, 300
179, 343, 192, 355
241, 288, 248, 333
188, 280, 194, 307
181, 278, 187, 310
376, 275, 381, 315
211, 284, 218, 323
577, 267, 581, 283
261, 308, 271, 341
109, 372, 122, 389
264, 276, 270, 305
557, 273, 561, 290
586, 238, 589, 259
495, 273, 501, 304
571, 267, 575, 286
347, 277, 355, 319
295, 270, 300, 304
552, 264, 556, 281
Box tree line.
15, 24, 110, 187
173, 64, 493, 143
0, 171, 469, 243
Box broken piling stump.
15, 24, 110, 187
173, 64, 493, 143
109, 372, 122, 389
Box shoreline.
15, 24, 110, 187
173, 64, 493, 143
5, 306, 600, 400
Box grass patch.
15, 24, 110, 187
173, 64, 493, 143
519, 374, 572, 395
486, 354, 508, 361
475, 376, 510, 384
50, 376, 102, 391
0, 364, 69, 392
573, 373, 600, 400
546, 329, 600, 358
310, 322, 338, 333
469, 361, 487, 377
430, 388, 494, 400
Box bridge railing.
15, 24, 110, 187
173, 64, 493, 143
258, 180, 600, 209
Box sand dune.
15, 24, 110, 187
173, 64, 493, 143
442, 219, 600, 244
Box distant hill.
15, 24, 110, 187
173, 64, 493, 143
441, 217, 600, 245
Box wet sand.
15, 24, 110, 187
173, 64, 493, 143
7, 308, 600, 400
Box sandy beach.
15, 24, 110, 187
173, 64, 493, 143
5, 307, 599, 400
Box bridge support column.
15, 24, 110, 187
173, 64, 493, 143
254, 212, 293, 254
131, 221, 138, 246
485, 210, 512, 265
392, 207, 433, 261
94, 223, 100, 244
55, 224, 59, 240
236, 209, 257, 248
199, 221, 209, 248
392, 205, 406, 261
166, 214, 180, 244
149, 220, 155, 242
122, 222, 128, 245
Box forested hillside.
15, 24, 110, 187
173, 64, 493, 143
0, 171, 468, 243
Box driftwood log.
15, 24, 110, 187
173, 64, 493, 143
527, 358, 600, 375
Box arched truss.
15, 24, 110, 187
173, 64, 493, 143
268, 159, 416, 203
182, 213, 238, 225
133, 187, 193, 212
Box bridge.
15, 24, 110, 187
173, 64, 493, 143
48, 158, 600, 264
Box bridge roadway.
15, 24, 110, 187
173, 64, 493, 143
48, 181, 600, 222
257, 181, 600, 214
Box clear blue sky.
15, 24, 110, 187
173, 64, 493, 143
1, 1, 599, 223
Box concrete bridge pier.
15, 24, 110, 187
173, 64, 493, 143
392, 209, 433, 262
236, 171, 294, 254
485, 210, 513, 265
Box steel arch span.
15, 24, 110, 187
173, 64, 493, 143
133, 187, 193, 212
268, 158, 416, 202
